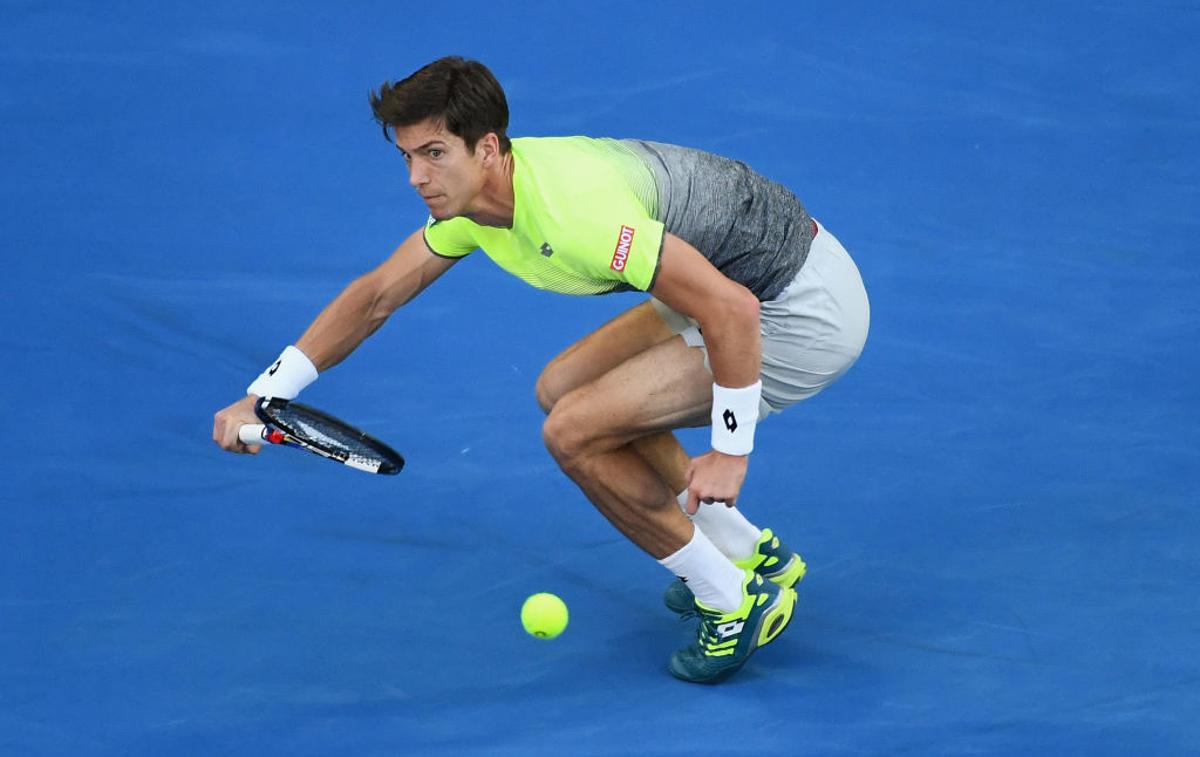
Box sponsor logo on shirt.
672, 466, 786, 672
610, 224, 636, 272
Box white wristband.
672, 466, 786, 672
246, 345, 318, 400
711, 380, 761, 455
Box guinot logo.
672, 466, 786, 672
610, 225, 635, 272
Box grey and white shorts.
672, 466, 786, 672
651, 220, 870, 419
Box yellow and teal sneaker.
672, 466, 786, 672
663, 528, 807, 615
669, 571, 797, 684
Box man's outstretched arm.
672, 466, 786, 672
212, 228, 460, 452
294, 228, 458, 370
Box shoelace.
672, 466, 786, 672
678, 604, 719, 623
677, 606, 729, 655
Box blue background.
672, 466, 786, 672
2, 2, 1198, 754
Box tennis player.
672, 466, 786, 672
212, 56, 869, 684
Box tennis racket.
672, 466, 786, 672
237, 397, 405, 475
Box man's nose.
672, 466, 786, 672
408, 163, 427, 188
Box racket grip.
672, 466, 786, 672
238, 424, 269, 446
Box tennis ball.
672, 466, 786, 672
521, 592, 568, 639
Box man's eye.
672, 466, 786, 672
429, 149, 443, 159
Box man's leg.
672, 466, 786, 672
542, 305, 803, 626
537, 301, 764, 559
541, 334, 711, 559
537, 302, 691, 489
541, 335, 796, 683
543, 333, 764, 619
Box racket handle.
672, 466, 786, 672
238, 424, 269, 446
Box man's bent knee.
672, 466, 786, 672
542, 406, 589, 469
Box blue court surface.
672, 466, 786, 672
3, 3, 1198, 755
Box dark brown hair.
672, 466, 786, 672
370, 56, 511, 154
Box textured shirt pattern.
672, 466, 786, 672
623, 140, 814, 302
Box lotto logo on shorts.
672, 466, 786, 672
610, 225, 636, 272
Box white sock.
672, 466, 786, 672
677, 490, 763, 562
658, 525, 746, 613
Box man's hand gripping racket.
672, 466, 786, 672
226, 396, 404, 475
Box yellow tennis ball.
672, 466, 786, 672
521, 592, 568, 639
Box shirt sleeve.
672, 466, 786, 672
422, 216, 478, 259
553, 189, 665, 292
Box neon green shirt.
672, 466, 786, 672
422, 137, 665, 295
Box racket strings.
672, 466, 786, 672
260, 400, 404, 474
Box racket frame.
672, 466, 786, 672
248, 397, 404, 475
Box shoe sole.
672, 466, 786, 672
755, 586, 796, 647
762, 554, 807, 590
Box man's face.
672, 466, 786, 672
393, 119, 485, 220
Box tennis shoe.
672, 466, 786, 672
668, 570, 797, 684
663, 528, 806, 615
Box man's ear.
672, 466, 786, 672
476, 132, 501, 166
